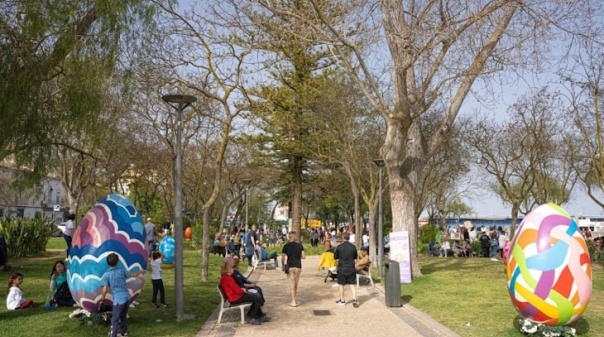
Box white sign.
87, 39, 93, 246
53, 205, 61, 212
389, 231, 412, 283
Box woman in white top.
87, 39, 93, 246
63, 213, 76, 258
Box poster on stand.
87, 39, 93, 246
389, 231, 412, 283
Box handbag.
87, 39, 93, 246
284, 263, 289, 274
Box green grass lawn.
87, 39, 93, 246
0, 243, 228, 337
46, 237, 67, 250
3, 241, 601, 337
403, 255, 604, 337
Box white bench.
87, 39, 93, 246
216, 286, 252, 324
356, 265, 374, 287
251, 251, 272, 271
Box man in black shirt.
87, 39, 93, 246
334, 232, 359, 307
282, 231, 305, 307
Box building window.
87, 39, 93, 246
47, 188, 53, 205
55, 191, 61, 204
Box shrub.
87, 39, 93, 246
586, 240, 602, 266
0, 216, 53, 257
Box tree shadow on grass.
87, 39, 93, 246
402, 295, 413, 304
511, 315, 590, 336
420, 257, 500, 275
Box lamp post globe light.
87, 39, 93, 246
162, 94, 196, 321
372, 158, 385, 278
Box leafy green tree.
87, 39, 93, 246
0, 0, 170, 177
239, 2, 339, 234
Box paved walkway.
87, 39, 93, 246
197, 256, 460, 337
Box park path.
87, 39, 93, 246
197, 255, 460, 337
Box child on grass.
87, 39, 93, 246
99, 253, 145, 337
150, 251, 167, 308
6, 272, 33, 310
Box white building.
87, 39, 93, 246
0, 164, 66, 222
273, 202, 289, 222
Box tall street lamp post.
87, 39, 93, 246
372, 159, 385, 278
162, 94, 196, 321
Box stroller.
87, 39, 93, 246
324, 267, 338, 283
318, 251, 337, 282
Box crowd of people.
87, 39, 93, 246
6, 218, 379, 333
432, 225, 512, 261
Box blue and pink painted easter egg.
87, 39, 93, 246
507, 203, 592, 325
159, 235, 175, 268
67, 194, 147, 312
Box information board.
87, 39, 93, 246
389, 231, 412, 283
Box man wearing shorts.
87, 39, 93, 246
334, 232, 358, 307
281, 231, 305, 307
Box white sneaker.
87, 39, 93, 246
491, 258, 498, 261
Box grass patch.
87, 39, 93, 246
403, 256, 604, 337
0, 244, 225, 337
46, 237, 67, 250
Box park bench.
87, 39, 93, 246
216, 286, 252, 324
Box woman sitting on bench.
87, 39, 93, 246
219, 257, 269, 325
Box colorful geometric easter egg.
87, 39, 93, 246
159, 235, 175, 268
507, 203, 592, 325
67, 194, 147, 312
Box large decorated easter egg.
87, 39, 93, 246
67, 194, 147, 312
507, 203, 591, 325
159, 234, 175, 268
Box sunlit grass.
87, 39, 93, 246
0, 243, 223, 337
403, 255, 604, 337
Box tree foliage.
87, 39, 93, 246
0, 0, 170, 176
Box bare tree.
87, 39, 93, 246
237, 0, 600, 276
469, 89, 576, 236
561, 36, 604, 210
147, 2, 253, 283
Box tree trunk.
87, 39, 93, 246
382, 121, 424, 277
290, 155, 303, 233
510, 203, 520, 240
367, 206, 377, 266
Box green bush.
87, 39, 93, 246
0, 216, 53, 257
587, 240, 602, 266
419, 224, 439, 251
471, 241, 483, 256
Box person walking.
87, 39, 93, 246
63, 213, 76, 258
281, 231, 305, 307
245, 224, 258, 267
334, 232, 359, 307
145, 218, 157, 258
